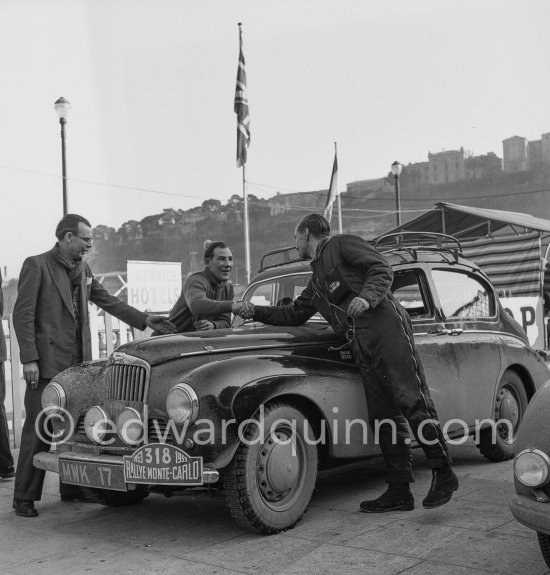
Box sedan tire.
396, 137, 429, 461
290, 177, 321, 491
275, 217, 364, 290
538, 532, 550, 568
225, 402, 318, 534
477, 370, 528, 461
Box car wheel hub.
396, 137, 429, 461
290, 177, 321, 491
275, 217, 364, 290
495, 387, 519, 442
257, 431, 299, 502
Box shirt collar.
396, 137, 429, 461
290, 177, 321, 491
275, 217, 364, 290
203, 267, 227, 289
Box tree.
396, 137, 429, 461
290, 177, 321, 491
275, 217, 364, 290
201, 199, 222, 215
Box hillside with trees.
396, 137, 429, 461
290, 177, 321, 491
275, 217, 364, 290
86, 164, 550, 287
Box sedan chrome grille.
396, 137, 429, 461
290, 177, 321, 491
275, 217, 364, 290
106, 353, 151, 403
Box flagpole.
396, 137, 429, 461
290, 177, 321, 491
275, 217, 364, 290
242, 165, 251, 284
234, 22, 251, 285
335, 142, 342, 234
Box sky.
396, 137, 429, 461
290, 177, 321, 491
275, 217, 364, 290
0, 0, 549, 278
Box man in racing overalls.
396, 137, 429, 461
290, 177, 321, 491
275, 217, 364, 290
240, 213, 459, 512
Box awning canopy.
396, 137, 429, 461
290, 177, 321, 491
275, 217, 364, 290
390, 202, 550, 238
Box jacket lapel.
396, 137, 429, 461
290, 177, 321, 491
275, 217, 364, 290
46, 250, 75, 318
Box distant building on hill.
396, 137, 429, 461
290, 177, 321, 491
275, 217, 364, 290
502, 132, 550, 172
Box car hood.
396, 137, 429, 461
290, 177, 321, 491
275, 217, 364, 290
114, 323, 336, 366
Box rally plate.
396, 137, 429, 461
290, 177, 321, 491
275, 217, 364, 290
123, 443, 203, 486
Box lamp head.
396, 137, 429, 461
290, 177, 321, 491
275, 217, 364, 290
54, 97, 71, 121
391, 161, 403, 176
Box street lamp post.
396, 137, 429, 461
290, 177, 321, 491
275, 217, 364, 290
391, 160, 403, 227
54, 97, 71, 215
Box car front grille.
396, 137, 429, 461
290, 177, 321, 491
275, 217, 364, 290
106, 354, 150, 403
148, 418, 174, 444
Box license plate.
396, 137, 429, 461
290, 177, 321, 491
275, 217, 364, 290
59, 457, 127, 492
123, 443, 203, 486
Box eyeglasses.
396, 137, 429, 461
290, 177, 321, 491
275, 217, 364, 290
76, 235, 94, 246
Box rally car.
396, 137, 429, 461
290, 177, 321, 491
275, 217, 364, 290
34, 232, 550, 534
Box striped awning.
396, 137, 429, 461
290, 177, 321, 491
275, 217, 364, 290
461, 233, 543, 297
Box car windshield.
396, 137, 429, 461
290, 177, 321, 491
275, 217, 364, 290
240, 273, 325, 323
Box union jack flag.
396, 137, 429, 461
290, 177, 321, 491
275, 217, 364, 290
234, 26, 250, 167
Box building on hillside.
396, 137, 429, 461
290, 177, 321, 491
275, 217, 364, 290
502, 133, 550, 172
346, 178, 387, 196
427, 148, 469, 184
465, 152, 502, 180
268, 190, 327, 215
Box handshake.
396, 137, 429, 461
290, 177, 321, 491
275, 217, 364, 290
232, 301, 255, 320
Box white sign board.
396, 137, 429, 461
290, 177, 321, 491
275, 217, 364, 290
127, 260, 182, 312
500, 296, 544, 349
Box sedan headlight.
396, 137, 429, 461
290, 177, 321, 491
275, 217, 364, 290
116, 407, 144, 445
41, 382, 66, 413
84, 406, 112, 444
514, 448, 550, 487
166, 383, 199, 424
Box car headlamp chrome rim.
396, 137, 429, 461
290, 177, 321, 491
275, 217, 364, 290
514, 448, 550, 487
116, 407, 144, 445
166, 383, 199, 424
84, 406, 111, 444
41, 381, 66, 414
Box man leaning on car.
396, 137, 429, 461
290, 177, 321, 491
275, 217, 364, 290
234, 213, 459, 513
12, 213, 177, 517
165, 240, 243, 333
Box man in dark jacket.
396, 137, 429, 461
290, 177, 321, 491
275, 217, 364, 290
236, 213, 458, 513
12, 214, 176, 517
167, 241, 239, 332
0, 269, 15, 479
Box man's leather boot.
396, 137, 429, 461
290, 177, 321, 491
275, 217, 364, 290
422, 465, 459, 509
360, 483, 414, 513
13, 498, 38, 517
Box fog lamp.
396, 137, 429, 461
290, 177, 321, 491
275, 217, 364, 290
84, 406, 112, 444
116, 407, 144, 445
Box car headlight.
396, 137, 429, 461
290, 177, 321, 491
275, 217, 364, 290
166, 383, 199, 424
84, 406, 112, 444
116, 407, 144, 445
514, 448, 550, 487
41, 382, 66, 413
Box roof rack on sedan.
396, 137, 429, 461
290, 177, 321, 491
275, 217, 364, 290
374, 232, 462, 262
260, 246, 305, 272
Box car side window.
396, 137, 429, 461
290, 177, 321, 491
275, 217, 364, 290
391, 269, 432, 319
432, 269, 495, 319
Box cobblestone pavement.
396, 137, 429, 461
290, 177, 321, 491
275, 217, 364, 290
0, 440, 548, 575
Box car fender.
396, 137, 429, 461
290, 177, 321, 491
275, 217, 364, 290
181, 354, 374, 462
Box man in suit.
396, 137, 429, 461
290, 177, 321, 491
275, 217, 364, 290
12, 213, 176, 517
0, 269, 15, 479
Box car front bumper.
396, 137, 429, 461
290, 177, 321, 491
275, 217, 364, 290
510, 493, 550, 535
34, 450, 220, 492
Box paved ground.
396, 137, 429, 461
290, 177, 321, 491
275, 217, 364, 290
0, 440, 548, 575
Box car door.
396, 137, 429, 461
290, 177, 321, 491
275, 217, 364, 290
392, 266, 465, 430
426, 267, 502, 428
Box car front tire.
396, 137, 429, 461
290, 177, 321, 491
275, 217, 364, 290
538, 532, 550, 568
477, 369, 528, 461
224, 402, 318, 534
